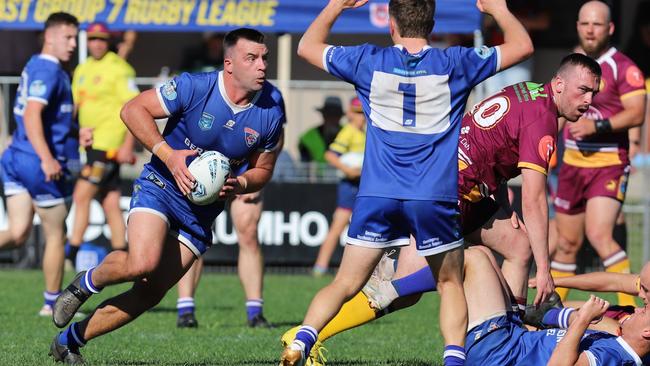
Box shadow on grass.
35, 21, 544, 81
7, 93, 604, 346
147, 305, 234, 313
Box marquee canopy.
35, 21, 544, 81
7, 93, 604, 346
0, 0, 481, 34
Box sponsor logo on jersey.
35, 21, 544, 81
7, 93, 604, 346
198, 112, 215, 131
538, 135, 556, 164
223, 119, 236, 130
474, 46, 494, 59
161, 80, 177, 100
369, 3, 389, 28
244, 127, 259, 147
28, 80, 47, 97
626, 66, 645, 88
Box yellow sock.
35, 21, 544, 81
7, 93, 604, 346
605, 253, 637, 307
319, 292, 376, 341
551, 260, 577, 301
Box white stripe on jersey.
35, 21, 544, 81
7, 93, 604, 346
369, 71, 451, 134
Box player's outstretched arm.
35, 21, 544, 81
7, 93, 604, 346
547, 295, 609, 366
532, 271, 639, 295
521, 168, 555, 305
120, 89, 196, 195
297, 0, 368, 70
477, 0, 533, 71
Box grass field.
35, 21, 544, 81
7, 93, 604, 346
0, 254, 642, 366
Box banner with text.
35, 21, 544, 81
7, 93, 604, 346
0, 0, 480, 34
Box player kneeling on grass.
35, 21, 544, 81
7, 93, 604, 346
47, 27, 286, 365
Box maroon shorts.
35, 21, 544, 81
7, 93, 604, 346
554, 163, 630, 215
459, 197, 500, 236
604, 305, 635, 322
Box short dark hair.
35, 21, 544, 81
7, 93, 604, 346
388, 0, 435, 38
44, 12, 79, 30
224, 28, 265, 51
557, 53, 602, 78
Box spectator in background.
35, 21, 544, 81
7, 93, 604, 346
625, 1, 650, 78
180, 33, 225, 73
312, 97, 365, 276
65, 22, 140, 269
0, 12, 79, 316
298, 96, 343, 164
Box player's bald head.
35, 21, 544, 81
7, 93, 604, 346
578, 1, 611, 23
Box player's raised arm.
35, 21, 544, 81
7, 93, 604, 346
477, 0, 534, 71
297, 0, 368, 70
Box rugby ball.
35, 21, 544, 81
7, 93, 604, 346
340, 152, 364, 168
337, 152, 364, 178
187, 151, 230, 205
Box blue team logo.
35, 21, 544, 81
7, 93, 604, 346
161, 80, 177, 100
474, 46, 494, 59
369, 3, 389, 28
244, 127, 259, 147
198, 112, 215, 131
28, 80, 47, 97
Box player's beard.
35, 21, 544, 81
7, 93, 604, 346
581, 37, 609, 57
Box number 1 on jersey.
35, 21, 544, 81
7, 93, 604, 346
398, 82, 416, 127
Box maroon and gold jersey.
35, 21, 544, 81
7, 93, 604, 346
563, 47, 646, 168
458, 82, 558, 202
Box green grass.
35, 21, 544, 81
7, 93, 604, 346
0, 251, 643, 366
0, 270, 444, 365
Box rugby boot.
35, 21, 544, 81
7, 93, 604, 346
49, 333, 85, 365
280, 326, 328, 366
248, 313, 274, 328
177, 312, 199, 328
280, 344, 306, 366
53, 271, 92, 328
522, 291, 564, 329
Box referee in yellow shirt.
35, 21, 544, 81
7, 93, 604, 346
312, 97, 366, 275
66, 22, 139, 267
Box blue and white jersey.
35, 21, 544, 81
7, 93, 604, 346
466, 315, 643, 366
11, 54, 78, 162
324, 44, 500, 201
153, 70, 285, 203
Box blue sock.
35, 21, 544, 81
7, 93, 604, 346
293, 325, 318, 357
542, 307, 575, 329
58, 322, 86, 350
246, 299, 263, 320
44, 290, 61, 308
177, 297, 195, 316
80, 267, 102, 294
391, 267, 437, 297
443, 345, 466, 366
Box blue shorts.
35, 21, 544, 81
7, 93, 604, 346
129, 167, 224, 256
345, 197, 463, 256
337, 179, 359, 210
1, 147, 74, 207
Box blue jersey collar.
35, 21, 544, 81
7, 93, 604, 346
38, 54, 60, 65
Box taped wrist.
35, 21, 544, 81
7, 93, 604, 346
594, 119, 612, 134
